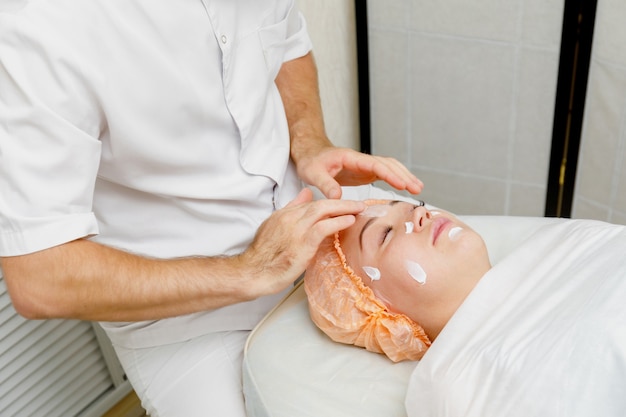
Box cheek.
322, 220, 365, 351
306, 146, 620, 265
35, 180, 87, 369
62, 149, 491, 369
380, 248, 452, 297
384, 241, 432, 286
404, 259, 427, 285
371, 256, 432, 308
442, 231, 488, 269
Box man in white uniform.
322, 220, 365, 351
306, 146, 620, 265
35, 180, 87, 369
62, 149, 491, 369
0, 1, 423, 415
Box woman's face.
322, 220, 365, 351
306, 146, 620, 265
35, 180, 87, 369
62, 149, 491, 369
339, 201, 491, 339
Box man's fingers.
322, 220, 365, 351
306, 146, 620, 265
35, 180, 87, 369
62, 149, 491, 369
319, 179, 343, 199
380, 157, 424, 193
306, 214, 357, 246
245, 197, 365, 296
301, 168, 343, 199
286, 187, 314, 207
362, 155, 423, 194
301, 198, 365, 224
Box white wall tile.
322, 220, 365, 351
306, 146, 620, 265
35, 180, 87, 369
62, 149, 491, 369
575, 62, 625, 206
408, 35, 515, 178
408, 0, 521, 42
369, 29, 409, 160
615, 159, 626, 213
521, 0, 564, 48
572, 198, 610, 222
511, 47, 559, 185
509, 183, 547, 216
611, 209, 626, 225
367, 0, 410, 29
591, 0, 626, 67
408, 168, 507, 215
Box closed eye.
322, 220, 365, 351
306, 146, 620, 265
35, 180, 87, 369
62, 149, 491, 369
380, 226, 392, 245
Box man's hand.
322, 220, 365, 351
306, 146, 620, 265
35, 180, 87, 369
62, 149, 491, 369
295, 145, 424, 199
275, 53, 423, 200
240, 188, 365, 295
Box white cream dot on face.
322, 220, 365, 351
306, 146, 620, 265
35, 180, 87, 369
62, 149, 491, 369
359, 205, 388, 218
430, 210, 441, 216
362, 266, 381, 281
448, 226, 463, 241
405, 260, 427, 285
405, 221, 414, 234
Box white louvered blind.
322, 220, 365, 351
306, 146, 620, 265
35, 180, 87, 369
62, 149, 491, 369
0, 274, 127, 417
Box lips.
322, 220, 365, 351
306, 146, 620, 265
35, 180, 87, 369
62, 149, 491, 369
431, 217, 452, 244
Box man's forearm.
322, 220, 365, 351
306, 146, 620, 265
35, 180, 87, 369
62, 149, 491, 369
275, 52, 332, 164
1, 238, 259, 322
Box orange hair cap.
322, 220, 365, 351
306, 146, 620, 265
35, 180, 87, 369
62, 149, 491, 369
304, 201, 431, 362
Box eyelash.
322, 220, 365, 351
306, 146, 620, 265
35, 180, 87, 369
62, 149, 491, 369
380, 226, 392, 245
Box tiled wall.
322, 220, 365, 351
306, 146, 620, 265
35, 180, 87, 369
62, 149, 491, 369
573, 0, 626, 225
367, 0, 564, 216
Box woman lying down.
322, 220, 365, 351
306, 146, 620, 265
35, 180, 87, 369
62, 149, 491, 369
304, 199, 626, 417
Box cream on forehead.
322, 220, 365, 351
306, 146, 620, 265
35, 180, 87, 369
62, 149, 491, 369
405, 260, 427, 285
359, 204, 388, 218
362, 266, 381, 281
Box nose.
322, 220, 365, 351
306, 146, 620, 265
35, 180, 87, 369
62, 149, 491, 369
410, 205, 432, 231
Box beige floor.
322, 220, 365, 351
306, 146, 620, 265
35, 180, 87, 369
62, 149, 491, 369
102, 391, 147, 417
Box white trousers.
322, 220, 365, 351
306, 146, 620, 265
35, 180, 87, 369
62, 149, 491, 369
113, 331, 250, 417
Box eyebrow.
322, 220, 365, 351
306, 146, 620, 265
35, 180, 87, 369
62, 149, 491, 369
358, 200, 401, 250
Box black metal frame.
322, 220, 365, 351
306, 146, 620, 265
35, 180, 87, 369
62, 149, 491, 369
545, 0, 598, 217
354, 1, 371, 154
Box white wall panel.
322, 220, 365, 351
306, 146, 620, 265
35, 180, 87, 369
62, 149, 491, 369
296, 0, 360, 150
573, 0, 626, 225
368, 0, 564, 216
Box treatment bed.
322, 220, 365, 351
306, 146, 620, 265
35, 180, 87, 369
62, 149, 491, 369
242, 206, 596, 416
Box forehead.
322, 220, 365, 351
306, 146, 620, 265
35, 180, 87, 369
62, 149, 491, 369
340, 200, 397, 245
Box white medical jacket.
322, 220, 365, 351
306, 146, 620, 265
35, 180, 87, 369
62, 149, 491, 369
0, 0, 310, 348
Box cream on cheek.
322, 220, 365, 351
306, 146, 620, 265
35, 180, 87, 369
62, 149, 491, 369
430, 210, 464, 240
405, 260, 427, 285
448, 226, 463, 240
362, 266, 381, 281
